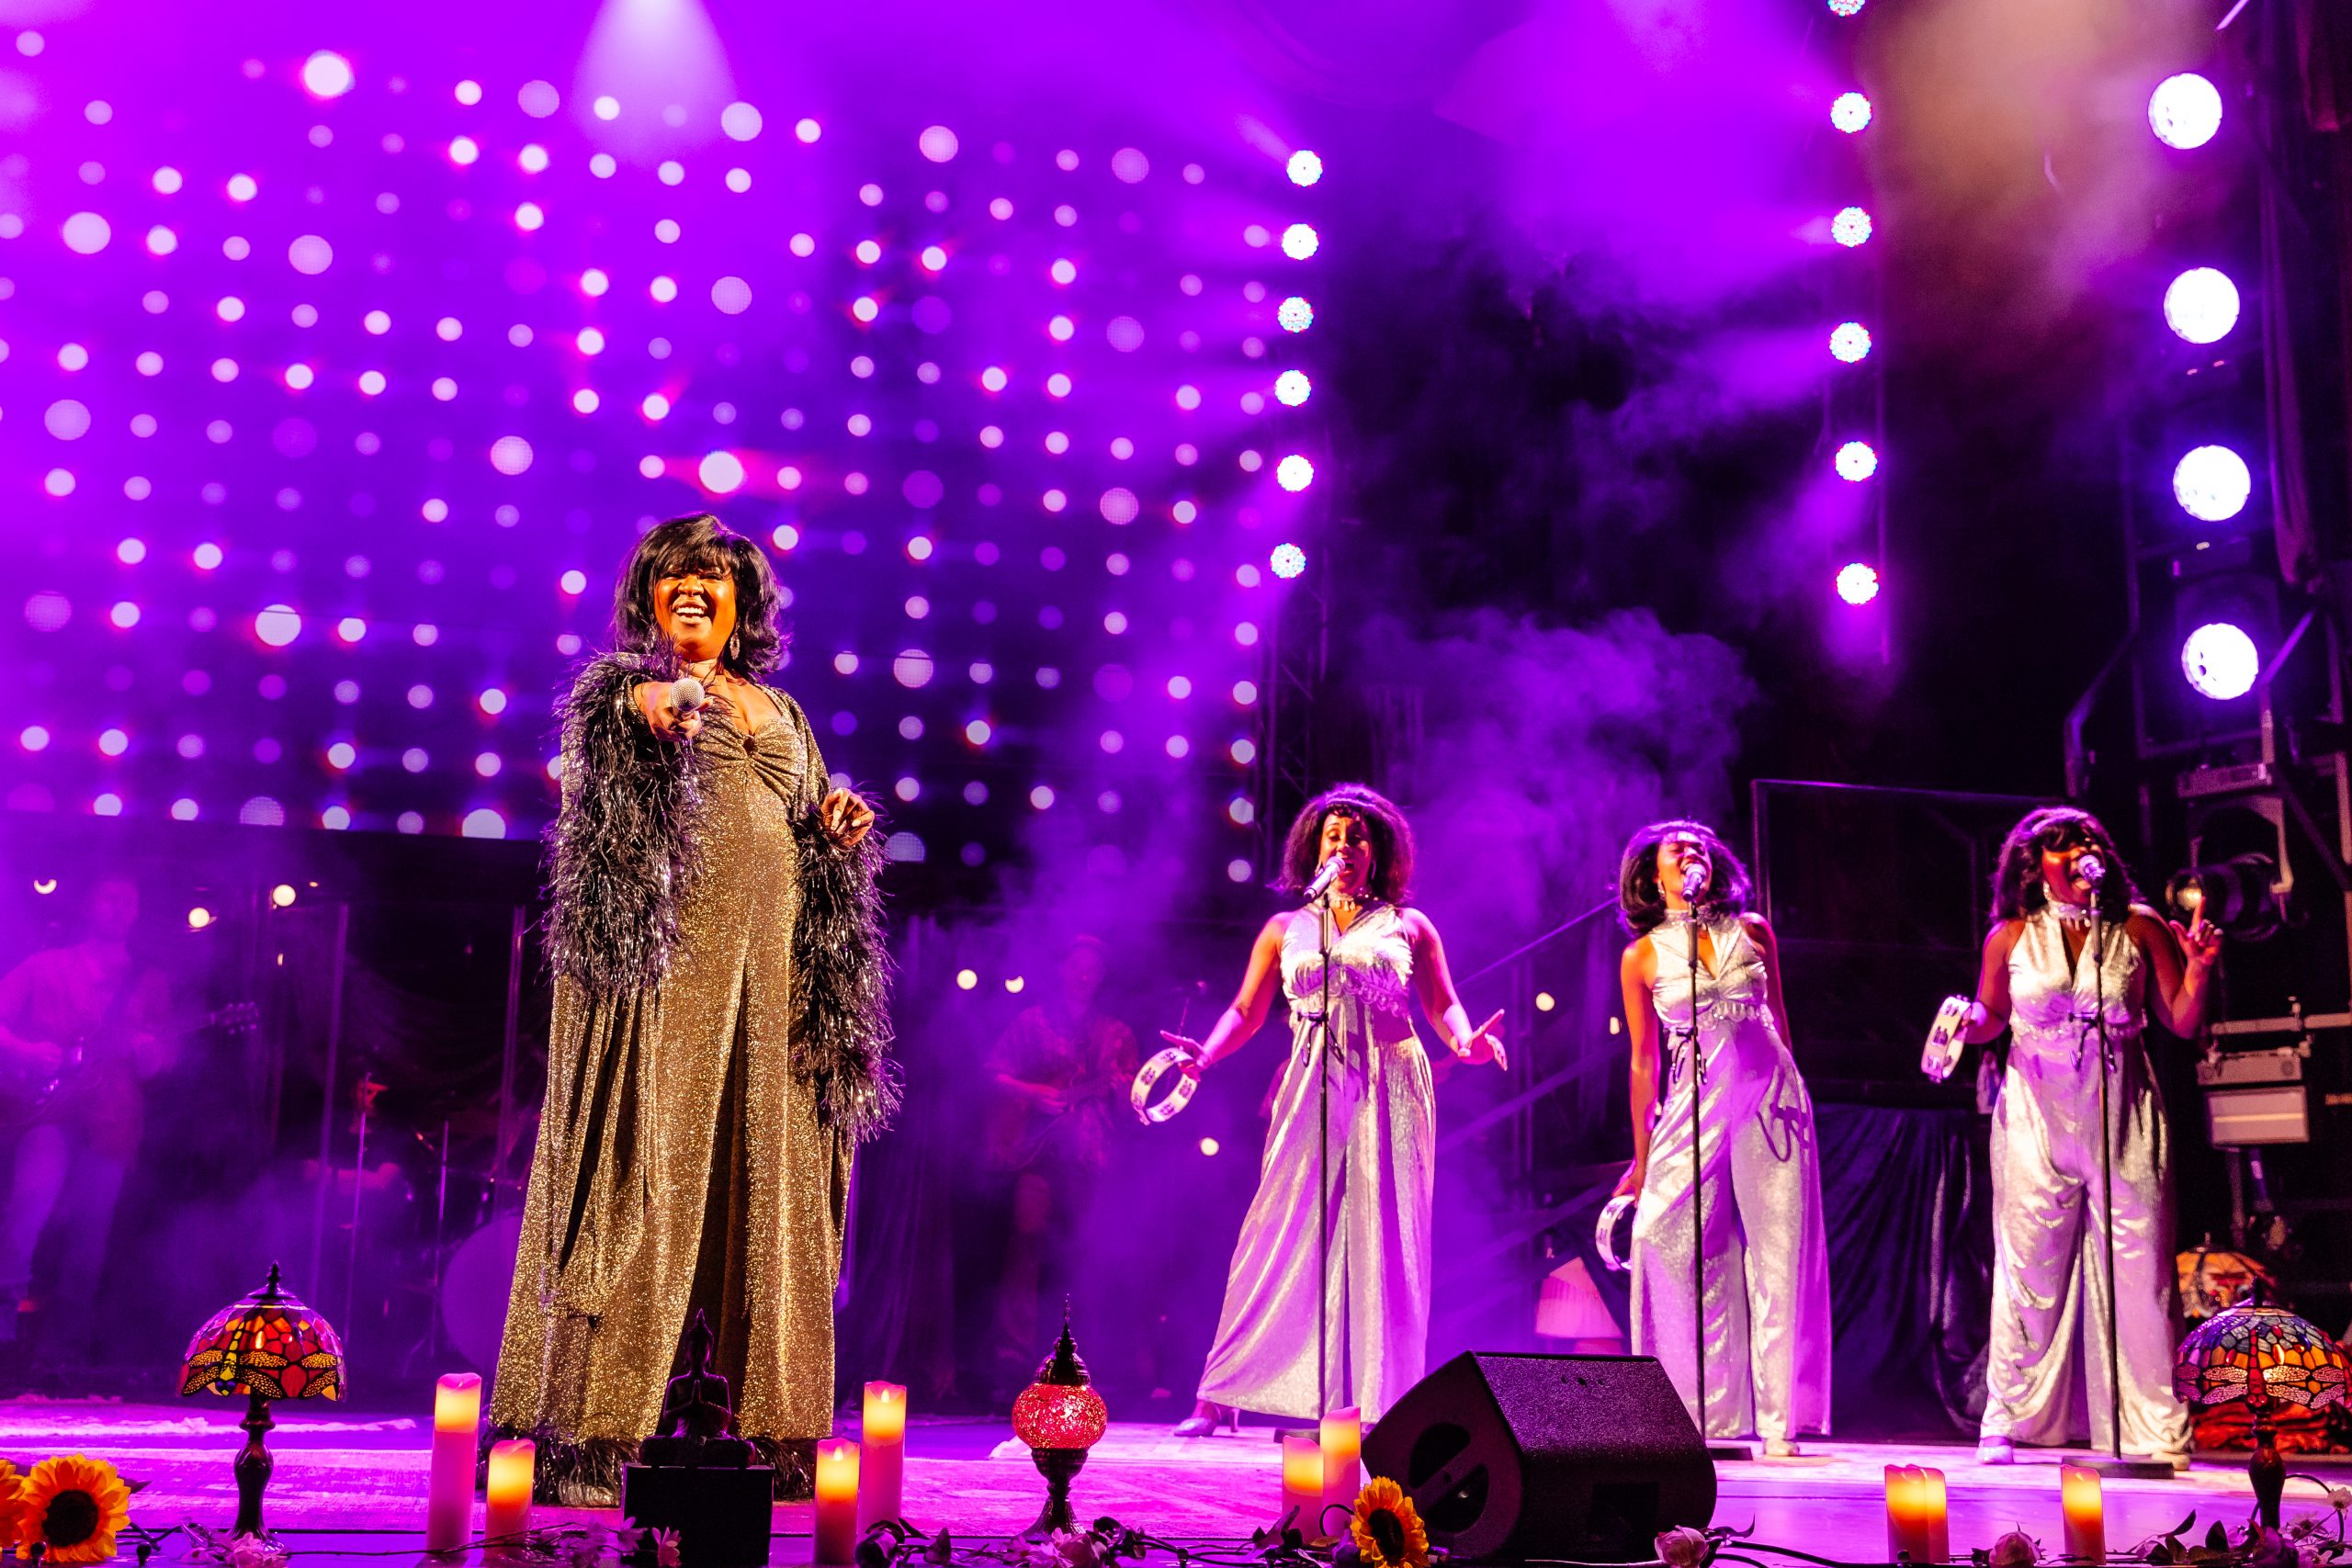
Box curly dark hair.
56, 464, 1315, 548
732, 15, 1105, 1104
1991, 806, 2139, 923
612, 513, 788, 677
1277, 784, 1415, 905
1617, 818, 1753, 935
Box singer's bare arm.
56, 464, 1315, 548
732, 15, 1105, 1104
1403, 908, 1507, 1069
1159, 914, 1291, 1072
1744, 912, 1796, 1048
1615, 936, 1658, 1199
2131, 905, 2220, 1037
1959, 920, 2024, 1043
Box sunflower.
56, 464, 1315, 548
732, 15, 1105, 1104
17, 1455, 132, 1564
0, 1459, 30, 1543
1350, 1478, 1430, 1568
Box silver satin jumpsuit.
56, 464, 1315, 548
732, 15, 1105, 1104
1980, 902, 2190, 1455
1630, 913, 1835, 1442
1196, 903, 1435, 1421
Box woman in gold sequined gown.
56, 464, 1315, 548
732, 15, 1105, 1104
489, 515, 888, 1502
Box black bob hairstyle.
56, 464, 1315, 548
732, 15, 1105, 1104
611, 513, 789, 677
1277, 784, 1416, 906
1616, 818, 1754, 935
1991, 806, 2140, 924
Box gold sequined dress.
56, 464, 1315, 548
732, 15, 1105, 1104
490, 690, 851, 1492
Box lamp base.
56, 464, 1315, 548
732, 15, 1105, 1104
2250, 1412, 2285, 1529
232, 1390, 276, 1539
2076, 1456, 2180, 1481
1019, 1448, 1089, 1542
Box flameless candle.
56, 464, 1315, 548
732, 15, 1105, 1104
816, 1438, 862, 1566
1919, 1467, 1949, 1563
1283, 1432, 1326, 1540
1884, 1466, 1934, 1562
424, 1373, 482, 1553
858, 1382, 908, 1535
483, 1438, 534, 1548
1320, 1406, 1362, 1532
2062, 1463, 2103, 1562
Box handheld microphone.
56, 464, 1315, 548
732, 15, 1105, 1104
1304, 855, 1344, 904
1679, 861, 1707, 902
669, 675, 707, 716
2075, 852, 2107, 887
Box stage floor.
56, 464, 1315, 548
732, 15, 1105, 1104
17, 1400, 2339, 1564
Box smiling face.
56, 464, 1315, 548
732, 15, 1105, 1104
1317, 811, 1375, 896
1656, 832, 1712, 908
652, 559, 739, 663
2040, 830, 2101, 906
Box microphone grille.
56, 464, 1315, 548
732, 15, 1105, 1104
670, 675, 707, 712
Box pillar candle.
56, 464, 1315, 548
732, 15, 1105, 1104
2062, 1463, 2103, 1562
816, 1438, 862, 1566
1283, 1432, 1326, 1540
424, 1373, 481, 1554
1884, 1466, 1932, 1562
857, 1382, 907, 1535
1320, 1406, 1363, 1529
482, 1438, 534, 1549
1919, 1467, 1949, 1563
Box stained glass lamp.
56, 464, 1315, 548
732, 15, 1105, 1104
1010, 1308, 1109, 1541
178, 1263, 347, 1538
2175, 1298, 2348, 1526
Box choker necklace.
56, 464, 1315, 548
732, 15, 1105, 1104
2044, 892, 2096, 926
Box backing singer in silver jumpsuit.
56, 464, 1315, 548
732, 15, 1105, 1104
1614, 819, 1833, 1455
1161, 784, 1510, 1432
1956, 807, 2218, 1464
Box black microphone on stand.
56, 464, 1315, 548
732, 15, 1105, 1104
1303, 854, 1345, 905
2075, 851, 2107, 889
1679, 860, 1708, 903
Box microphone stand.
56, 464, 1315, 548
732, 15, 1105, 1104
2083, 896, 2171, 1480
1687, 904, 1707, 1449
1676, 889, 1747, 1460
1316, 881, 1337, 1427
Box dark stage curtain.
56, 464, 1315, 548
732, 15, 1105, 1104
1816, 1103, 1993, 1439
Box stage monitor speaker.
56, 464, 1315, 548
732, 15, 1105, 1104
1362, 1351, 1714, 1562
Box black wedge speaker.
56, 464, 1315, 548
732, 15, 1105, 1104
1361, 1352, 1716, 1562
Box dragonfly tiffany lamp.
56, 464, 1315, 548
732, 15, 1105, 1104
2175, 1296, 2348, 1528
179, 1264, 347, 1538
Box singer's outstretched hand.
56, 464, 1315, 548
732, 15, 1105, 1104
1453, 1008, 1509, 1070
2172, 910, 2222, 974
820, 788, 876, 850
1159, 1030, 1208, 1075
633, 681, 704, 743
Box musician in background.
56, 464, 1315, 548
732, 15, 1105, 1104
0, 873, 174, 1354
985, 935, 1136, 1385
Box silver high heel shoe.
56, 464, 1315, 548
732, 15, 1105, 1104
1172, 1402, 1238, 1437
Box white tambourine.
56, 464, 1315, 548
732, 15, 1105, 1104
1921, 995, 1973, 1083
1131, 1046, 1202, 1124
1595, 1194, 1637, 1273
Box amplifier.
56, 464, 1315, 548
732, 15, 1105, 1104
2197, 1046, 2310, 1146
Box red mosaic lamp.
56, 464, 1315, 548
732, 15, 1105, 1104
1010, 1306, 1109, 1541
2174, 1291, 2348, 1528
178, 1263, 347, 1538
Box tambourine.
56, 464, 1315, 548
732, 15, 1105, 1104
1595, 1194, 1636, 1273
1131, 1046, 1202, 1125
1921, 995, 1972, 1083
